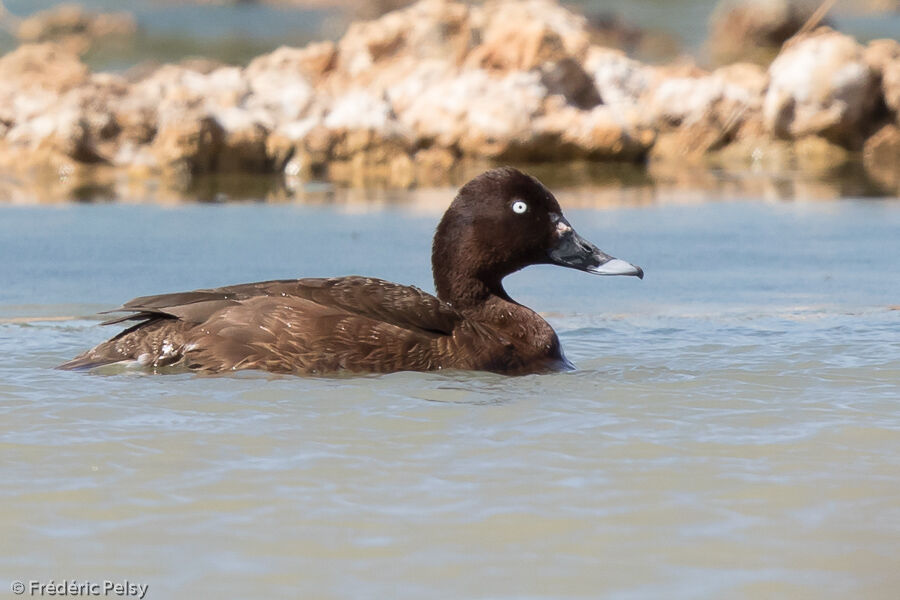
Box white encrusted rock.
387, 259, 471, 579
763, 28, 878, 144
394, 69, 546, 157
583, 47, 654, 109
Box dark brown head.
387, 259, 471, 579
432, 167, 642, 307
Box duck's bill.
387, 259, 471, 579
548, 226, 644, 279
586, 257, 644, 278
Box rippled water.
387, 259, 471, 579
2, 195, 899, 598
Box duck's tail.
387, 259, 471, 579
58, 317, 188, 371
56, 345, 125, 370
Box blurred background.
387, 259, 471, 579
0, 0, 898, 202
0, 0, 897, 70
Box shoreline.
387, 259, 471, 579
0, 0, 898, 203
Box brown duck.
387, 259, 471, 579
59, 168, 643, 375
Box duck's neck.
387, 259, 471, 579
432, 211, 516, 312
434, 270, 512, 312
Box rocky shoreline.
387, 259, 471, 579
0, 0, 898, 202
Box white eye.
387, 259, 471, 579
511, 200, 528, 214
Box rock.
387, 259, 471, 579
215, 108, 272, 172
0, 0, 895, 195
411, 148, 461, 186
4, 107, 97, 165
538, 57, 601, 109
336, 0, 471, 83
583, 47, 653, 107
119, 57, 227, 85
130, 65, 209, 115
393, 69, 546, 158
245, 43, 336, 86
475, 0, 591, 61
645, 63, 764, 151
17, 4, 136, 41
464, 0, 596, 112
266, 117, 321, 172
648, 75, 724, 126
322, 91, 413, 175
885, 63, 900, 120
466, 21, 569, 72
329, 0, 593, 99
245, 66, 316, 126
43, 115, 108, 164
151, 113, 225, 176
301, 123, 337, 158
535, 103, 653, 160
865, 39, 900, 118
864, 38, 900, 73
650, 127, 721, 162
414, 146, 457, 171
763, 28, 878, 147
0, 43, 89, 96
708, 0, 824, 66
112, 101, 157, 147
324, 90, 397, 133
0, 50, 119, 169
793, 135, 850, 171
327, 136, 416, 187
176, 57, 229, 75
16, 4, 136, 55
863, 124, 900, 191
642, 62, 769, 160
277, 120, 336, 180
51, 76, 129, 161
134, 65, 258, 140
714, 62, 769, 97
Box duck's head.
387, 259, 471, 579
432, 167, 643, 307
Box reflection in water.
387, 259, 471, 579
2, 157, 896, 207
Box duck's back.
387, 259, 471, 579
59, 277, 468, 374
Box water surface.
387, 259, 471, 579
1, 194, 899, 598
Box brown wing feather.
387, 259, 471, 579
62, 276, 466, 373
183, 295, 447, 373
100, 277, 460, 336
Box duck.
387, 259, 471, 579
59, 167, 643, 376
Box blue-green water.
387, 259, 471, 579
0, 0, 333, 69
1, 0, 897, 70
1, 191, 899, 598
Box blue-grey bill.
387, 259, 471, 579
587, 257, 644, 279
547, 222, 644, 279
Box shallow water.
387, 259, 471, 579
1, 194, 899, 598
